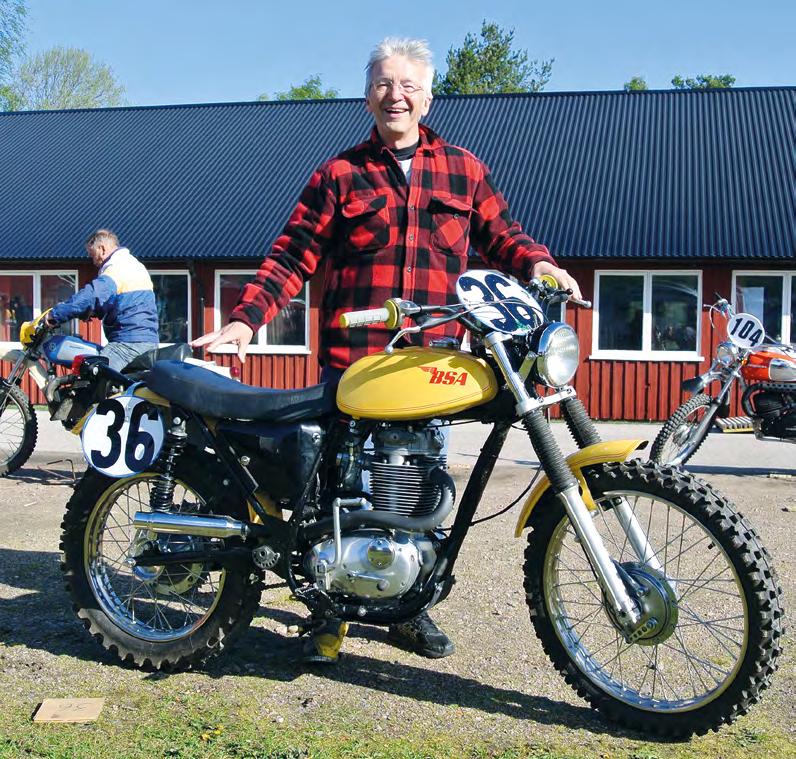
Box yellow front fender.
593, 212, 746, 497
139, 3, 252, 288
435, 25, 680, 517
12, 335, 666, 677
514, 439, 646, 537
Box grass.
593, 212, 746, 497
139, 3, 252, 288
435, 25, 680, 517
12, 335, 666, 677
0, 684, 792, 759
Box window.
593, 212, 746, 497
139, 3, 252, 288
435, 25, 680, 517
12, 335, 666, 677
214, 271, 309, 353
0, 271, 78, 343
151, 271, 191, 344
593, 270, 701, 360
733, 272, 795, 344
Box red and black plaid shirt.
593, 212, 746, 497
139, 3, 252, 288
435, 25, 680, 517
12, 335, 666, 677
231, 124, 555, 368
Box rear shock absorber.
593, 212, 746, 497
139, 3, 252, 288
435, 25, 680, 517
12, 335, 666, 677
149, 411, 187, 511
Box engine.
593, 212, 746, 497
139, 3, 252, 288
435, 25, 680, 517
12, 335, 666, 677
745, 386, 796, 440
305, 422, 447, 599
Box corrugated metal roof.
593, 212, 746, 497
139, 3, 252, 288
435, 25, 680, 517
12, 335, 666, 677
0, 87, 793, 262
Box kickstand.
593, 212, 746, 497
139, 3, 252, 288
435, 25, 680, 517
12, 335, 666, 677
38, 457, 78, 485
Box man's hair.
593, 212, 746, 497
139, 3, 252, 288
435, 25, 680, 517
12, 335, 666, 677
85, 229, 120, 250
365, 37, 434, 96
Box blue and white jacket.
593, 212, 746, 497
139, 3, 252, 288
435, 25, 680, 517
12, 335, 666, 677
50, 247, 159, 343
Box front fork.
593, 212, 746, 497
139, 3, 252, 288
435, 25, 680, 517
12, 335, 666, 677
485, 333, 643, 627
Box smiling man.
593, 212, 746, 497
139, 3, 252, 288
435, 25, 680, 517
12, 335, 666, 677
193, 37, 579, 663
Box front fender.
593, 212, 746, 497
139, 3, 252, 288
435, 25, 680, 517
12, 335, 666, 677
513, 439, 646, 537
0, 349, 47, 389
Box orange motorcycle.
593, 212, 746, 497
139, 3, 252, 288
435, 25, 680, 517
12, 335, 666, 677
651, 296, 796, 465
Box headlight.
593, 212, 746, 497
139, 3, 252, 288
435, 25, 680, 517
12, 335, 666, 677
530, 322, 580, 387
716, 341, 739, 366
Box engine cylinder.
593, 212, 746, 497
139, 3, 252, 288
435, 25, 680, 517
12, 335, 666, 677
367, 424, 446, 518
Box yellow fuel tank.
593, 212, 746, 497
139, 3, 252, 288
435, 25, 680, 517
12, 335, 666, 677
337, 347, 498, 420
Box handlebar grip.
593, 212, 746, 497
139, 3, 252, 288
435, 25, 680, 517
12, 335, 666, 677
569, 297, 592, 308
339, 307, 391, 328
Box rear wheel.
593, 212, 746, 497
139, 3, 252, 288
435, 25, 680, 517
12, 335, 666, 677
649, 394, 713, 466
60, 460, 263, 670
523, 460, 783, 737
0, 381, 37, 476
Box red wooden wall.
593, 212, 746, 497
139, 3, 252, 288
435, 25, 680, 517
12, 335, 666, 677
0, 258, 763, 422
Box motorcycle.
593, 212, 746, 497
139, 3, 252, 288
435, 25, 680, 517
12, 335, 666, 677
0, 311, 216, 476
650, 296, 796, 466
59, 271, 783, 737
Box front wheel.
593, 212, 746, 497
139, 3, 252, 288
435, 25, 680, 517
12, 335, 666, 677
60, 460, 263, 670
649, 394, 714, 466
0, 381, 37, 476
523, 460, 783, 737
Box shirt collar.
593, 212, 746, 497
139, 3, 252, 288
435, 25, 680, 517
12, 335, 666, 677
368, 123, 444, 157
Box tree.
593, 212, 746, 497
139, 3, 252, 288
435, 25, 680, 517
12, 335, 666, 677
258, 75, 338, 102
671, 73, 735, 90
433, 20, 553, 95
0, 0, 25, 81
10, 46, 125, 110
623, 76, 648, 92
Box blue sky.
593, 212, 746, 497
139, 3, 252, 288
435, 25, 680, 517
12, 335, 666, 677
22, 0, 795, 106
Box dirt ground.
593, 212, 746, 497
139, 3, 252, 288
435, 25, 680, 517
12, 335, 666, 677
0, 454, 793, 753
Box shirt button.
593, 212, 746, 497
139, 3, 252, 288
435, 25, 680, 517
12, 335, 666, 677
409, 204, 415, 210
406, 266, 413, 272
408, 233, 414, 241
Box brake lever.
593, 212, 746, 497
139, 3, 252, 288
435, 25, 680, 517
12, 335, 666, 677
384, 325, 421, 354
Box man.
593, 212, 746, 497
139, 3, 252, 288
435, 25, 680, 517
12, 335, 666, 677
47, 229, 159, 371
192, 37, 580, 663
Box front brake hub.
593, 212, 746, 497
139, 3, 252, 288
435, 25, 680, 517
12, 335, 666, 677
604, 562, 679, 646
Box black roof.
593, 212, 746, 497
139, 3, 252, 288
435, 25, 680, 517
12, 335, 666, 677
1, 87, 794, 263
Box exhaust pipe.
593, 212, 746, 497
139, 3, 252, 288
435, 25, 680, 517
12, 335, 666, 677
132, 510, 250, 539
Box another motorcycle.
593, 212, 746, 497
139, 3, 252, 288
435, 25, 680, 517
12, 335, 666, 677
0, 311, 206, 476
59, 272, 783, 737
650, 297, 796, 466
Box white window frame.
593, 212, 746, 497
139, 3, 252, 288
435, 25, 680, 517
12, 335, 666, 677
150, 269, 192, 345
213, 270, 310, 355
591, 269, 703, 361
731, 270, 794, 344
0, 269, 79, 346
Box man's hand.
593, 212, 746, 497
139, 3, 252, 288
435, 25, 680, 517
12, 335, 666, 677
191, 321, 255, 364
531, 260, 582, 301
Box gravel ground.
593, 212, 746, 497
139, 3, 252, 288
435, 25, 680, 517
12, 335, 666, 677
0, 455, 793, 751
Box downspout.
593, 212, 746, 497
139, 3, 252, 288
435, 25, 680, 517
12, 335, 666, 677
186, 260, 204, 357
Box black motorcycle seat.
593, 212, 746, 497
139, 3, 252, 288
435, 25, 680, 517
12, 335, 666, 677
123, 343, 193, 372
145, 360, 338, 422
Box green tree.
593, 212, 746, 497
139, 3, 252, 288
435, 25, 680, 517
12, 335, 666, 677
0, 0, 25, 81
671, 73, 735, 90
0, 0, 26, 110
9, 46, 125, 110
623, 76, 648, 92
258, 74, 338, 102
434, 20, 553, 95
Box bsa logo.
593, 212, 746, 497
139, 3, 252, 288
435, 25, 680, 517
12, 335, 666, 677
420, 366, 468, 386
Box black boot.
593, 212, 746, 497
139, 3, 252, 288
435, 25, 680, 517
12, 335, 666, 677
388, 611, 455, 658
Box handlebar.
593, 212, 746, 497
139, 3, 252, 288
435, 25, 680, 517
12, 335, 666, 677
338, 307, 391, 328
533, 275, 592, 309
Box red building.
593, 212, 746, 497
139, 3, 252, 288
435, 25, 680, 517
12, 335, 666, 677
1, 87, 793, 420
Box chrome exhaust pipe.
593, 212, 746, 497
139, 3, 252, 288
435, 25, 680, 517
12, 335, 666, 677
132, 511, 250, 539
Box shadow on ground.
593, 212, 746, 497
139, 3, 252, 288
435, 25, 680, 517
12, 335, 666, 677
0, 546, 647, 739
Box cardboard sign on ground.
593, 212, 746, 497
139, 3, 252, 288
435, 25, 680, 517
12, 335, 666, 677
33, 698, 105, 723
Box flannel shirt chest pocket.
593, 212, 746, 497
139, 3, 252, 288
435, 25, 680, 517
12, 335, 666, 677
429, 194, 473, 255
341, 191, 394, 252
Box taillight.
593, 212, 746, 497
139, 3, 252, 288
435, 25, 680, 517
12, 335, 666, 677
71, 354, 89, 374
229, 365, 241, 379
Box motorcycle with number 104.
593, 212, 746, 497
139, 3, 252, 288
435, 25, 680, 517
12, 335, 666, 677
651, 297, 796, 466
59, 271, 783, 737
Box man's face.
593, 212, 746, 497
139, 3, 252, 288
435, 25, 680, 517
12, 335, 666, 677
86, 242, 111, 268
365, 55, 432, 148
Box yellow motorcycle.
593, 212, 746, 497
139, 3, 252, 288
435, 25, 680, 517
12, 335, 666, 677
59, 271, 783, 737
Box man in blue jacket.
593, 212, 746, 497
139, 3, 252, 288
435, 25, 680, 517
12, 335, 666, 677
47, 229, 159, 371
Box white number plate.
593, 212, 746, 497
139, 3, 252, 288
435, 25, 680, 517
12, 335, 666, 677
81, 395, 165, 477
456, 270, 543, 333
727, 312, 765, 350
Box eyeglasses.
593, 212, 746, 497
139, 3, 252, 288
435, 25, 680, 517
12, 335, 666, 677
371, 79, 424, 95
